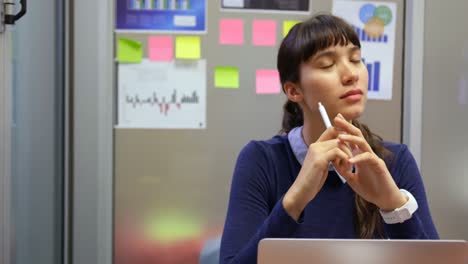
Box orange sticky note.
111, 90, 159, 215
252, 20, 277, 46
219, 19, 244, 45
148, 36, 173, 61
256, 69, 281, 94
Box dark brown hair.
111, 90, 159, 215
277, 14, 392, 238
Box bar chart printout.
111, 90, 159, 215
333, 0, 396, 100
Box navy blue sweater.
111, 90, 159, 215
220, 135, 439, 264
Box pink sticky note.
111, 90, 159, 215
252, 20, 277, 46
219, 19, 244, 45
256, 69, 281, 94
148, 36, 173, 61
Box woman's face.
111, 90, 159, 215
298, 43, 368, 121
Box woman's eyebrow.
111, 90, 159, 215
313, 50, 336, 61
348, 46, 361, 54
312, 46, 361, 61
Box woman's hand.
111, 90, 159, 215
283, 126, 353, 220
333, 114, 408, 211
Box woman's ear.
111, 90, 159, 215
284, 81, 303, 103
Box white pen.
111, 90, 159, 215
318, 102, 332, 129
318, 102, 347, 180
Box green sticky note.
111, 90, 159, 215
117, 37, 142, 63
214, 67, 239, 89
283, 20, 301, 37
175, 36, 201, 59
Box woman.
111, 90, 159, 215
220, 14, 439, 264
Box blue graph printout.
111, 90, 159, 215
116, 0, 207, 33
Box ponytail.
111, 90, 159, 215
280, 100, 304, 134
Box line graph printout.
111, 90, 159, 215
117, 59, 206, 129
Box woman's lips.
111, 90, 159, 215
340, 89, 363, 102
343, 94, 362, 101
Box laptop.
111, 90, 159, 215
258, 238, 468, 264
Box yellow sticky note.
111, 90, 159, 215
214, 67, 239, 89
117, 37, 142, 63
175, 36, 201, 59
283, 20, 301, 37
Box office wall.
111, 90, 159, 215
113, 1, 405, 263
421, 0, 468, 240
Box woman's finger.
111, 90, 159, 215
348, 152, 380, 165
338, 141, 353, 159
338, 134, 373, 153
310, 138, 341, 153
333, 157, 352, 172
333, 160, 354, 180
333, 114, 363, 137
317, 126, 340, 142
323, 147, 350, 164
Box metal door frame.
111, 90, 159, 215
0, 15, 13, 264
402, 0, 425, 166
